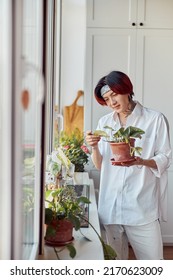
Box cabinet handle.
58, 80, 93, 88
132, 22, 136, 26
139, 22, 144, 26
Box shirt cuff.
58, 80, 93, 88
150, 154, 170, 178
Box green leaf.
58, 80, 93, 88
135, 147, 143, 155
113, 127, 125, 139
56, 147, 71, 169
66, 244, 77, 258
45, 208, 53, 224
45, 190, 53, 199
124, 126, 145, 138
77, 196, 91, 204
93, 130, 109, 137
103, 125, 115, 131
68, 214, 81, 231
103, 243, 117, 260
79, 229, 92, 241
45, 225, 56, 237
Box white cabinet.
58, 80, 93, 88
85, 27, 173, 130
87, 0, 138, 28
85, 27, 137, 130
87, 0, 173, 29
85, 0, 173, 244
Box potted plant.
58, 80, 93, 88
94, 126, 145, 164
46, 147, 75, 187
45, 184, 116, 259
45, 185, 90, 244
59, 128, 90, 172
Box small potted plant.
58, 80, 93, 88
45, 184, 116, 259
45, 185, 90, 245
94, 126, 145, 164
46, 147, 75, 187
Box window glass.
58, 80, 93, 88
0, 0, 12, 259
21, 0, 43, 259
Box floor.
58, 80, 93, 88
129, 246, 173, 260
39, 244, 172, 260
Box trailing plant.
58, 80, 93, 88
45, 185, 117, 260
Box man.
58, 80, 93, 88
86, 71, 172, 259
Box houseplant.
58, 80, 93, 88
59, 128, 90, 172
45, 185, 90, 244
94, 126, 145, 163
45, 184, 116, 259
46, 147, 75, 186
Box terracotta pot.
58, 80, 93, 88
110, 138, 135, 162
45, 219, 73, 245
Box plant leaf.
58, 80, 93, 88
45, 190, 53, 199
45, 225, 56, 237
68, 213, 81, 231
93, 130, 108, 137
124, 126, 145, 138
77, 196, 91, 204
103, 243, 117, 260
79, 229, 92, 241
103, 125, 115, 131
45, 208, 53, 224
66, 244, 77, 258
56, 147, 71, 169
135, 147, 143, 155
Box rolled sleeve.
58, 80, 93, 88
150, 153, 172, 178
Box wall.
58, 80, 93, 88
60, 0, 86, 112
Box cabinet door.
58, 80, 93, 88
87, 0, 173, 29
138, 0, 173, 29
87, 0, 138, 28
85, 28, 137, 131
136, 29, 173, 243
135, 29, 173, 119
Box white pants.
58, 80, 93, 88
104, 220, 163, 260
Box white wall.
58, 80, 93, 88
60, 0, 86, 112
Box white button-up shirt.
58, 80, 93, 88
96, 102, 172, 225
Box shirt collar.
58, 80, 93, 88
132, 101, 143, 117
111, 101, 143, 127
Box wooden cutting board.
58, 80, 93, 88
63, 90, 84, 134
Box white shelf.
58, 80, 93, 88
39, 173, 104, 260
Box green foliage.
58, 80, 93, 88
94, 126, 145, 156
80, 216, 117, 260
53, 244, 77, 259
112, 126, 145, 142
45, 185, 117, 260
59, 128, 90, 171
66, 244, 77, 258
45, 185, 91, 230
102, 125, 145, 143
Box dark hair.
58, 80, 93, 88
94, 71, 134, 105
